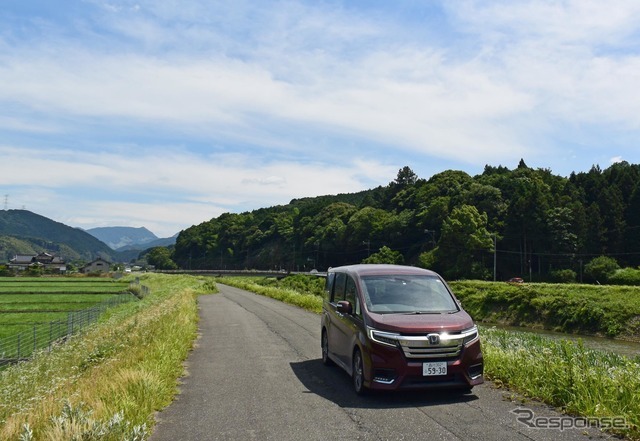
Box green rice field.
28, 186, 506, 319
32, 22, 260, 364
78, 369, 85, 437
0, 277, 132, 340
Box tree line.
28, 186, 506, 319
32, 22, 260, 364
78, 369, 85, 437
157, 160, 640, 282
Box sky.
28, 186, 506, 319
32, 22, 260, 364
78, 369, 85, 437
1, 0, 640, 238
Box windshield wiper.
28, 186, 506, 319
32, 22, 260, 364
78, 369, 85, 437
403, 311, 442, 315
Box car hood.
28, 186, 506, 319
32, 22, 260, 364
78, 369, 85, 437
367, 310, 475, 333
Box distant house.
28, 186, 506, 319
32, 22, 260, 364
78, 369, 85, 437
7, 252, 66, 272
82, 257, 111, 274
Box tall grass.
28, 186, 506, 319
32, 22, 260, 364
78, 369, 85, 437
482, 326, 640, 439
219, 277, 323, 313
0, 274, 217, 440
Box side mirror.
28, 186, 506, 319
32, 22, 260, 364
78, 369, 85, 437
337, 300, 353, 315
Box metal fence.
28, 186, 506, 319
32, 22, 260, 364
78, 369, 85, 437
0, 292, 138, 368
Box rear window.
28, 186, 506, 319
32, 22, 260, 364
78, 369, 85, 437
361, 274, 458, 314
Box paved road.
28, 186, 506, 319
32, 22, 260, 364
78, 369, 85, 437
150, 284, 610, 441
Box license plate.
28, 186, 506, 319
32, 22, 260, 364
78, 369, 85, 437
423, 362, 447, 376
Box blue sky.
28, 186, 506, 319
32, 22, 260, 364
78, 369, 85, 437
1, 0, 639, 237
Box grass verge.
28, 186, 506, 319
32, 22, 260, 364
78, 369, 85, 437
219, 277, 323, 313
0, 273, 217, 441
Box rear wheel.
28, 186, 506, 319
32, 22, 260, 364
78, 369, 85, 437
321, 330, 334, 366
352, 349, 367, 394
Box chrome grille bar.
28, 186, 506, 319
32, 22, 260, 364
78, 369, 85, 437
396, 327, 478, 359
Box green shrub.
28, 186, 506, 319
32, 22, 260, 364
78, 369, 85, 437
25, 267, 43, 277
550, 269, 576, 283
417, 250, 437, 270
608, 267, 640, 286
0, 265, 13, 277
362, 246, 404, 264
246, 274, 325, 297
584, 256, 620, 283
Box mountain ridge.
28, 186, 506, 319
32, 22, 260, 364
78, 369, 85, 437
0, 210, 177, 263
0, 209, 115, 262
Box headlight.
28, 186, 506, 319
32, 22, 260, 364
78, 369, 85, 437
367, 327, 400, 348
462, 325, 479, 345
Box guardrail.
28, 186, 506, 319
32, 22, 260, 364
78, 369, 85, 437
155, 269, 327, 277
0, 292, 138, 369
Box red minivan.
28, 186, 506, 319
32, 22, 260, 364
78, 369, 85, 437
321, 264, 484, 394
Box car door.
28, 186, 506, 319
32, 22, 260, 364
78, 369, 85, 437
331, 273, 363, 370
326, 272, 350, 367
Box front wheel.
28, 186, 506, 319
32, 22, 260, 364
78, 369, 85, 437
352, 349, 367, 395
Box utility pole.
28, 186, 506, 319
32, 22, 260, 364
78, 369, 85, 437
363, 240, 371, 257
579, 259, 583, 283
492, 234, 497, 282
3, 194, 8, 210
486, 233, 497, 282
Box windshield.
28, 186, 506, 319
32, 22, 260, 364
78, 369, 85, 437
361, 274, 458, 314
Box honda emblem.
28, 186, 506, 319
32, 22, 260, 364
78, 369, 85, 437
427, 334, 440, 345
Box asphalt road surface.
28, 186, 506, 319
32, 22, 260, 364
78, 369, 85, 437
149, 284, 611, 441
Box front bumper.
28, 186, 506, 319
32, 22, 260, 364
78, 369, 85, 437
364, 339, 484, 391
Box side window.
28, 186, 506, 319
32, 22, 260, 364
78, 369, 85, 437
333, 272, 346, 302
345, 276, 362, 318
324, 273, 335, 302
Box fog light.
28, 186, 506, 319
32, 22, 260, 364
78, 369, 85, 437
372, 369, 396, 384
469, 363, 483, 379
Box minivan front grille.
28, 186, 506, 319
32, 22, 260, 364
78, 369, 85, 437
396, 327, 479, 360
400, 340, 462, 358
398, 338, 462, 359
367, 326, 479, 360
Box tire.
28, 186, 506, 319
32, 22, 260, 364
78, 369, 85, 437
321, 330, 334, 366
352, 349, 367, 395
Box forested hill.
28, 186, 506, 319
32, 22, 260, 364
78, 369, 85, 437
172, 160, 640, 281
0, 209, 114, 262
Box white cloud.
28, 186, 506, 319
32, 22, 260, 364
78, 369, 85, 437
448, 0, 640, 130
67, 200, 222, 238
452, 0, 640, 43
0, 145, 396, 235
0, 43, 536, 166
0, 145, 383, 197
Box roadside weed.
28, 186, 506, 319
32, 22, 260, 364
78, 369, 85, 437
0, 274, 213, 440
482, 326, 639, 439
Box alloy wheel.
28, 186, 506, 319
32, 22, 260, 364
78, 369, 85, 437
353, 349, 365, 394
